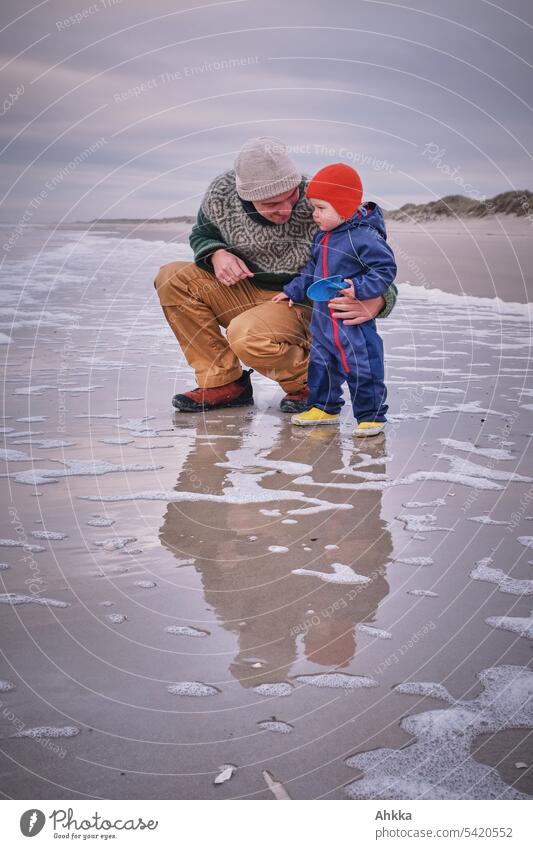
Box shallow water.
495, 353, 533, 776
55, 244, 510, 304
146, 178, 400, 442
0, 228, 532, 800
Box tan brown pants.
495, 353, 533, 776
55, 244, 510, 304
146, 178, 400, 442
154, 260, 312, 391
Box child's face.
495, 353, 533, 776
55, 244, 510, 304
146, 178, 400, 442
310, 199, 344, 231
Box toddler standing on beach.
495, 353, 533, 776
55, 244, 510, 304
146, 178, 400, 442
272, 163, 397, 436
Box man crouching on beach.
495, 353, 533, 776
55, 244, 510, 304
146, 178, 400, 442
154, 137, 398, 413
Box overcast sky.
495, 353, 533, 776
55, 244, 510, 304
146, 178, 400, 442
1, 0, 531, 222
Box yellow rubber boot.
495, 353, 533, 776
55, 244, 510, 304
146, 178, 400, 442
353, 421, 386, 437
291, 407, 340, 427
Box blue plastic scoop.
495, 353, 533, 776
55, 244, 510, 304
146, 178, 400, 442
307, 275, 347, 302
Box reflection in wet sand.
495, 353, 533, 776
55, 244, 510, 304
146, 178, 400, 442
159, 419, 392, 689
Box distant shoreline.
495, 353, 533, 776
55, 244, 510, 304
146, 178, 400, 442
59, 189, 532, 228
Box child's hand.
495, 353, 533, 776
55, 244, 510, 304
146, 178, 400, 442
272, 292, 293, 306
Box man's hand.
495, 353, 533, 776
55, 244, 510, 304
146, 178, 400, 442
272, 292, 293, 306
329, 281, 385, 326
211, 249, 254, 286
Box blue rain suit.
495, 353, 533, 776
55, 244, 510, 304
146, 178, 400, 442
283, 202, 397, 422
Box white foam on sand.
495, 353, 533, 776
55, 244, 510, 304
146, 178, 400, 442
13, 385, 55, 395
408, 590, 439, 597
216, 449, 312, 476
397, 365, 462, 373
439, 438, 514, 460
518, 537, 533, 550
296, 673, 378, 690
333, 451, 393, 473
86, 516, 115, 527
397, 514, 451, 533
77, 470, 353, 516
167, 682, 219, 697
30, 531, 68, 541
134, 443, 174, 450
403, 499, 446, 508
0, 539, 46, 553
13, 439, 77, 449
292, 562, 371, 584
441, 455, 533, 485
467, 515, 511, 525
254, 682, 293, 697
292, 474, 387, 492
0, 593, 69, 607
393, 682, 455, 702
294, 451, 510, 493
60, 385, 103, 393
0, 448, 38, 461
133, 580, 156, 589
116, 417, 171, 438
331, 467, 389, 482
486, 611, 533, 640
4, 430, 44, 440
13, 726, 80, 738
0, 680, 16, 691
268, 545, 288, 553
396, 470, 502, 491
257, 720, 293, 733
75, 413, 120, 419
389, 400, 508, 423
165, 625, 209, 638
357, 624, 392, 639
94, 537, 136, 551
470, 560, 533, 596
395, 557, 434, 567
9, 458, 162, 486
420, 386, 465, 395
430, 402, 508, 419
346, 665, 533, 799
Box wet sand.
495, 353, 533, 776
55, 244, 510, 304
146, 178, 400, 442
0, 228, 532, 800
388, 217, 533, 304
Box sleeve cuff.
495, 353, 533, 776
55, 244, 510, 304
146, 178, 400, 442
193, 241, 228, 268
377, 283, 397, 318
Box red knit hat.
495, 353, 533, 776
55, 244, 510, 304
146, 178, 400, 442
306, 163, 363, 218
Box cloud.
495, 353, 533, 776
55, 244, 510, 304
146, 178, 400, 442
0, 0, 530, 221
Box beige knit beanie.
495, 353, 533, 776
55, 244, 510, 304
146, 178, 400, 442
234, 137, 301, 201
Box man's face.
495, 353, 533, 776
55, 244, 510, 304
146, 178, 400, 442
252, 185, 300, 224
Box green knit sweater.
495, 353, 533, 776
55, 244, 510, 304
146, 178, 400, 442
190, 170, 397, 316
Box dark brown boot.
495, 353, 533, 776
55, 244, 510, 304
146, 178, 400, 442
172, 369, 254, 412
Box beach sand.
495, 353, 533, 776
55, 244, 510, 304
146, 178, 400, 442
0, 225, 532, 800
